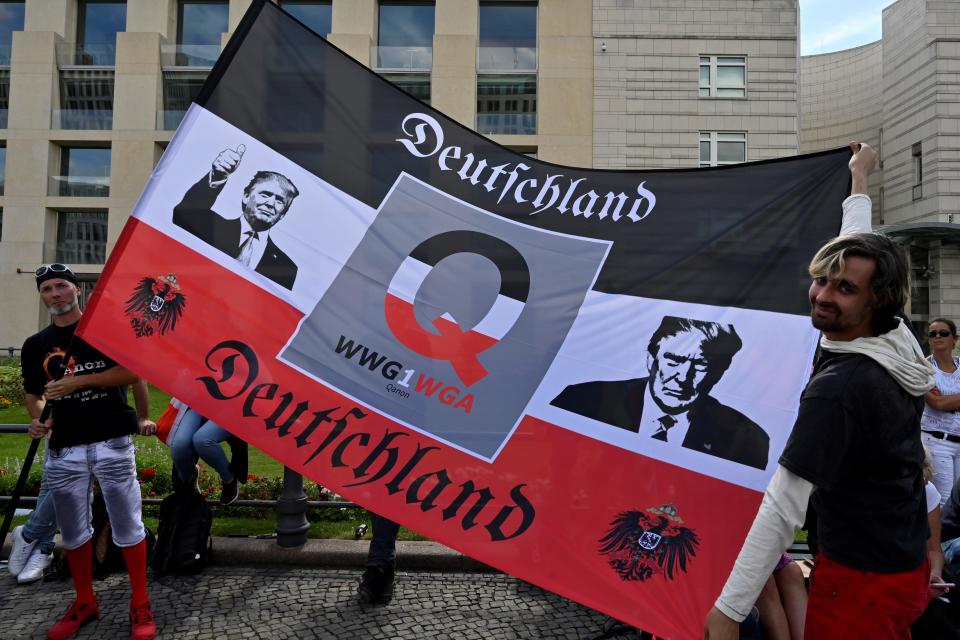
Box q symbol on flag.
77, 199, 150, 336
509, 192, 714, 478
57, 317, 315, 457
384, 230, 530, 387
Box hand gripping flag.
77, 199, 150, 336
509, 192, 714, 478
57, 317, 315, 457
78, 2, 851, 636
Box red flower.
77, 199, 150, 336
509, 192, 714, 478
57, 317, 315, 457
139, 468, 157, 479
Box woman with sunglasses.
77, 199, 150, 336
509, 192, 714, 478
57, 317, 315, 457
922, 318, 960, 506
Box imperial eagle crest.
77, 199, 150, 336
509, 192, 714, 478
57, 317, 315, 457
598, 503, 699, 582
125, 274, 186, 337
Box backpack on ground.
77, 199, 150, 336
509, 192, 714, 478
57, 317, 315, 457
90, 491, 155, 579
151, 490, 212, 575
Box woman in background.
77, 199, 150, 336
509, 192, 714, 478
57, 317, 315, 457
922, 318, 960, 505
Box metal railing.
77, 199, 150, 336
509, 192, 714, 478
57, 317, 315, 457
48, 174, 111, 197
52, 108, 113, 131
160, 44, 219, 69
372, 45, 432, 72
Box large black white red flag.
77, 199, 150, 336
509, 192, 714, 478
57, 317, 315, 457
79, 2, 850, 637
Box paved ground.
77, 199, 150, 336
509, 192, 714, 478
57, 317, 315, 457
0, 566, 613, 639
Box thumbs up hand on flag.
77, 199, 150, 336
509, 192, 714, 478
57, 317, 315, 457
210, 144, 246, 182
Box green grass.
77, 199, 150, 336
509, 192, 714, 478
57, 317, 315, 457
0, 384, 284, 477
0, 385, 434, 540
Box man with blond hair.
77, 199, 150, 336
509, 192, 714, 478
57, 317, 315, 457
704, 143, 936, 639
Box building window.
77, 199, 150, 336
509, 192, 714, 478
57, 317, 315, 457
913, 142, 922, 201
0, 1, 24, 65
0, 145, 5, 196
507, 146, 537, 159
0, 3, 23, 128
477, 2, 536, 135
379, 72, 430, 103
478, 1, 536, 71
0, 208, 3, 241
76, 1, 126, 65
878, 127, 883, 168
0, 68, 7, 128
57, 211, 108, 264
699, 131, 746, 167
878, 186, 884, 225
374, 3, 433, 103
159, 70, 208, 129
375, 2, 434, 70
76, 273, 99, 309
476, 74, 536, 135
176, 0, 228, 66
52, 147, 111, 197
56, 69, 114, 129
699, 55, 745, 98
279, 1, 331, 38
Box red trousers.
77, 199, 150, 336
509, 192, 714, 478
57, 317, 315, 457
805, 553, 930, 639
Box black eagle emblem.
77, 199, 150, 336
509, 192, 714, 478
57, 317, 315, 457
598, 503, 700, 582
124, 274, 187, 338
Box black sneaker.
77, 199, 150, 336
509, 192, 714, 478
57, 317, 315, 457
220, 478, 239, 506
358, 566, 395, 604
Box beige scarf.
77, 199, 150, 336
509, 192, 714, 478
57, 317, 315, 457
819, 318, 935, 396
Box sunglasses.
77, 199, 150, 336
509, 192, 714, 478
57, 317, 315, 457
928, 330, 954, 338
34, 263, 70, 278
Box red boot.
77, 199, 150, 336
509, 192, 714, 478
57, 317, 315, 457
46, 599, 100, 640
129, 600, 157, 640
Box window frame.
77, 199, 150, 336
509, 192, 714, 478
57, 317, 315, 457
277, 0, 332, 39
377, 71, 431, 104
159, 68, 209, 128
476, 72, 537, 135
55, 68, 115, 129
56, 210, 109, 265
374, 1, 436, 72
56, 146, 112, 197
699, 131, 747, 167
699, 55, 746, 98
0, 1, 24, 66
77, 0, 127, 54
177, 0, 229, 47
912, 142, 923, 201
0, 144, 7, 196
477, 1, 538, 73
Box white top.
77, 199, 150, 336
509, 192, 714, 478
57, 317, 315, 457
926, 481, 942, 512
922, 355, 960, 436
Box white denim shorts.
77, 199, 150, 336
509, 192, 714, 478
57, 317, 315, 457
44, 435, 145, 550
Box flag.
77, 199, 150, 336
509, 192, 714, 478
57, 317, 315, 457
79, 2, 850, 636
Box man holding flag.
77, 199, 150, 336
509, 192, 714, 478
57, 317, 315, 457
704, 143, 937, 638
24, 264, 156, 640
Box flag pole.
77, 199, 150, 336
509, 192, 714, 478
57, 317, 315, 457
0, 341, 73, 558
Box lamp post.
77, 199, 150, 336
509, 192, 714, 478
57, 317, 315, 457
275, 466, 309, 547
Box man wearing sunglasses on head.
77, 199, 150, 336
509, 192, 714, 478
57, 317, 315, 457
704, 143, 939, 639
22, 264, 157, 640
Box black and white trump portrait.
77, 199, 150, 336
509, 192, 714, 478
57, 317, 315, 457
172, 144, 301, 290
550, 315, 769, 469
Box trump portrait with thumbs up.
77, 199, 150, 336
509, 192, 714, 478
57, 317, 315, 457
172, 143, 301, 290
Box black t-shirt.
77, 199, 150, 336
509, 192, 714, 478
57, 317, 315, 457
779, 350, 928, 573
21, 321, 137, 449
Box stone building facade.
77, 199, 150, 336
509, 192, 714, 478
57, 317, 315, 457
800, 0, 960, 326
2, 0, 959, 345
